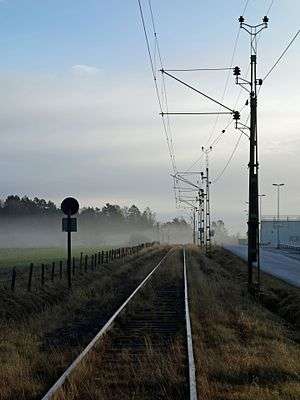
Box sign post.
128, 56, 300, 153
61, 197, 79, 289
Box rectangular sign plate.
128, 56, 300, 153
62, 218, 77, 232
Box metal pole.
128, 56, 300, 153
277, 186, 280, 248
192, 209, 196, 245
238, 17, 268, 292
197, 206, 200, 246
273, 183, 284, 249
201, 190, 205, 249
247, 51, 259, 291
198, 190, 204, 249
67, 214, 72, 289
206, 166, 211, 257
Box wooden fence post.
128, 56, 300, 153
28, 263, 34, 291
80, 252, 83, 270
72, 257, 75, 276
11, 268, 16, 292
59, 260, 63, 279
41, 264, 45, 286
51, 262, 55, 282
84, 255, 88, 272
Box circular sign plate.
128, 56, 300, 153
61, 197, 80, 216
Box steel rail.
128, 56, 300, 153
41, 248, 174, 400
183, 246, 198, 400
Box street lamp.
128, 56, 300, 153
272, 183, 285, 249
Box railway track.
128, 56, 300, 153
41, 246, 197, 400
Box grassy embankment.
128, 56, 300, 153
188, 245, 300, 400
0, 245, 168, 400
1, 244, 299, 400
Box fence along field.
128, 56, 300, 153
0, 243, 156, 292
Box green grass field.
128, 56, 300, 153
0, 246, 110, 268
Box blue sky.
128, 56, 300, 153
0, 0, 299, 233
0, 0, 297, 71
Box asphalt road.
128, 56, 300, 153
224, 245, 300, 288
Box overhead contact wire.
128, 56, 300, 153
137, 0, 177, 173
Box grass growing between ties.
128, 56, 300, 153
187, 246, 300, 400
0, 245, 169, 400
53, 248, 189, 400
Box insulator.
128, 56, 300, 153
233, 66, 241, 76
239, 16, 245, 23
263, 16, 269, 23
233, 111, 240, 120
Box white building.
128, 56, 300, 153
261, 216, 300, 246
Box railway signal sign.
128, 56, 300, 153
61, 197, 79, 289
61, 197, 79, 216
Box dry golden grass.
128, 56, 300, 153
187, 245, 300, 400
2, 245, 298, 400
0, 245, 169, 400
53, 336, 186, 400
213, 247, 300, 332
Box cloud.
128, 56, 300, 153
71, 64, 101, 76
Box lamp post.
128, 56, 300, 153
272, 184, 284, 249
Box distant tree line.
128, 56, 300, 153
0, 195, 157, 229
0, 195, 59, 216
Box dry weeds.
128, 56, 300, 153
0, 245, 169, 400
188, 246, 300, 400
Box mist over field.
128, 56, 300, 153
0, 216, 193, 248
0, 216, 154, 248
0, 195, 193, 248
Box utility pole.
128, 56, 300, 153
198, 188, 205, 249
201, 146, 212, 257
235, 15, 269, 291
172, 172, 202, 246
197, 203, 200, 246
273, 183, 284, 249
192, 208, 196, 245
